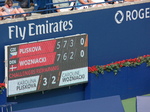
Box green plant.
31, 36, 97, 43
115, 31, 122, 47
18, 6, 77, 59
88, 55, 150, 75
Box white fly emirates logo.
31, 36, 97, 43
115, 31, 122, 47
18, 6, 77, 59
8, 20, 73, 40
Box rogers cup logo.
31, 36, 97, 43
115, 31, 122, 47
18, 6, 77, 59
114, 8, 150, 24
115, 10, 124, 24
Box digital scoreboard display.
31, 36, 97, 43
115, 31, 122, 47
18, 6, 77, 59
5, 34, 88, 97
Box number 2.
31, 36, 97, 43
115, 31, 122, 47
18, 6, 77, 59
52, 76, 56, 84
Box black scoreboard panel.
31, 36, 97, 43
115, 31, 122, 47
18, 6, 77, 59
5, 34, 88, 97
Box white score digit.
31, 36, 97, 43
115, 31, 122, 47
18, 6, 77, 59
52, 76, 56, 84
70, 52, 74, 59
80, 50, 85, 57
70, 39, 74, 47
43, 77, 47, 86
80, 38, 84, 45
56, 41, 61, 49
63, 53, 67, 60
63, 40, 68, 48
57, 54, 61, 61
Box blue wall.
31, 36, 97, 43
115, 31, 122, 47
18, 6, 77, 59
0, 2, 150, 111
8, 85, 85, 110
85, 64, 150, 100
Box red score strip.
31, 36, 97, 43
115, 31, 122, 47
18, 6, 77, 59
15, 40, 56, 58
9, 52, 56, 71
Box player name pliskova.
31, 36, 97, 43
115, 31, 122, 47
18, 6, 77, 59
19, 46, 42, 54
17, 79, 37, 90
8, 76, 39, 96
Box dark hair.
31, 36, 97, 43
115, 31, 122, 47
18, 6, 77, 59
5, 0, 13, 5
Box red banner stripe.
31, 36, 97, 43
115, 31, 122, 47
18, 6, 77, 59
17, 40, 56, 58
14, 52, 56, 70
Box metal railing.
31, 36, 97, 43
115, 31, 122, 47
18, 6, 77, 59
0, 0, 124, 20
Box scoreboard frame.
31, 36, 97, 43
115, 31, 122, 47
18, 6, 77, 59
5, 34, 88, 97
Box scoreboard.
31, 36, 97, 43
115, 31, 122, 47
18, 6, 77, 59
5, 34, 88, 97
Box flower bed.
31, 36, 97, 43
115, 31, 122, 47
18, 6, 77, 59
0, 83, 5, 94
88, 55, 150, 75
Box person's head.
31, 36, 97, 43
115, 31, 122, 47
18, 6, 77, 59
0, 7, 4, 12
5, 0, 13, 8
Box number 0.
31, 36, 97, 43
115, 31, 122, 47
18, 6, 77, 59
80, 50, 84, 57
80, 38, 84, 45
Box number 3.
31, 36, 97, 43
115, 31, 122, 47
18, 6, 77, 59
43, 77, 47, 86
